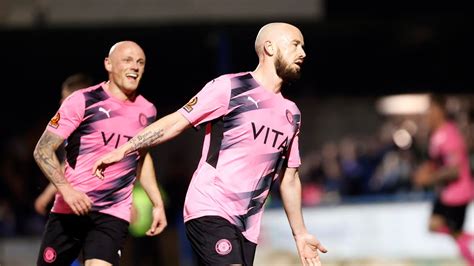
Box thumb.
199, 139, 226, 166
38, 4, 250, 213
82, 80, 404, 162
147, 218, 159, 235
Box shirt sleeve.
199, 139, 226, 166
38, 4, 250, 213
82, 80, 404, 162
287, 113, 302, 168
46, 91, 85, 139
440, 130, 464, 167
178, 76, 231, 129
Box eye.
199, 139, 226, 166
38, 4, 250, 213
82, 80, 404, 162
123, 58, 133, 63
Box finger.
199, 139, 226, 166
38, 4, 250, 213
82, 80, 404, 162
153, 221, 167, 235
307, 257, 318, 266
311, 257, 320, 266
317, 244, 328, 253
95, 168, 104, 180
92, 163, 105, 179
83, 196, 93, 210
91, 161, 100, 175
78, 200, 91, 214
70, 204, 81, 216
147, 218, 159, 235
75, 202, 86, 215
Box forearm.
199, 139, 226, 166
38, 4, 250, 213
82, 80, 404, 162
41, 183, 58, 198
33, 131, 70, 190
432, 165, 459, 184
138, 153, 165, 208
141, 179, 165, 208
122, 111, 190, 155
280, 169, 307, 236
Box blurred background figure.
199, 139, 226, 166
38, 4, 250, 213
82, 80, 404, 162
34, 73, 94, 216
413, 94, 474, 265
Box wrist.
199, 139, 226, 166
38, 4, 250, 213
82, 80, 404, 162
56, 183, 72, 194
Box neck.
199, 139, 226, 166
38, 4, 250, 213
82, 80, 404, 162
252, 64, 283, 94
103, 81, 137, 102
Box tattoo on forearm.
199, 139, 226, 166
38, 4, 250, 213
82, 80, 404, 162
128, 129, 164, 153
33, 132, 67, 186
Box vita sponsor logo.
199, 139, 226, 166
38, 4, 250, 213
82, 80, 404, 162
251, 122, 288, 150
101, 132, 133, 148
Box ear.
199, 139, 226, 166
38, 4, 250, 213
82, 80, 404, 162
104, 57, 112, 72
263, 41, 274, 56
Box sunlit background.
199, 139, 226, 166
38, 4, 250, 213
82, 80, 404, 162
1, 0, 473, 265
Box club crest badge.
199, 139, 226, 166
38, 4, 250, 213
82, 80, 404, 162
215, 239, 232, 255
48, 112, 60, 129
285, 109, 294, 124
138, 113, 148, 126
183, 97, 198, 113
43, 247, 57, 263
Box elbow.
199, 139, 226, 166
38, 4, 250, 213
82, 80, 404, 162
33, 145, 41, 163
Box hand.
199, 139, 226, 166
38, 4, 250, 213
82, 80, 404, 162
92, 149, 126, 179
413, 161, 435, 187
58, 184, 93, 216
34, 194, 51, 215
146, 206, 167, 236
295, 233, 327, 266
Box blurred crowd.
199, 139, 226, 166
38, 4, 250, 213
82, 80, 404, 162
295, 95, 474, 207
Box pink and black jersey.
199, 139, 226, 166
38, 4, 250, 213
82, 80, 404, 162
179, 72, 301, 243
46, 82, 156, 222
429, 122, 474, 206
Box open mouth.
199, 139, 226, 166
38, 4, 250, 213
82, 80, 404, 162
126, 73, 138, 80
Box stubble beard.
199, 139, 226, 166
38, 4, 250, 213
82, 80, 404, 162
275, 53, 301, 83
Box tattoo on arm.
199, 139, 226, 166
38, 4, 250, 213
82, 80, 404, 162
128, 129, 164, 153
33, 131, 67, 187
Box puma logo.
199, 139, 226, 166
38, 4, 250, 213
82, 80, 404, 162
247, 96, 259, 108
99, 107, 111, 118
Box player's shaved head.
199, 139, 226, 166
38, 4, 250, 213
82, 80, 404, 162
254, 22, 302, 57
108, 40, 145, 60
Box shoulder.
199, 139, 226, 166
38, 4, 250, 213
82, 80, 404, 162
283, 98, 301, 114
135, 95, 157, 114
67, 82, 106, 102
135, 94, 155, 107
208, 72, 250, 85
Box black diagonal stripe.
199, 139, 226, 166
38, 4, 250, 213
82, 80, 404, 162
84, 86, 109, 108
233, 170, 278, 231
206, 118, 224, 168
87, 160, 137, 204
65, 129, 81, 169
230, 73, 257, 98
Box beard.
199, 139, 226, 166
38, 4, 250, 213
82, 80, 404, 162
274, 52, 301, 83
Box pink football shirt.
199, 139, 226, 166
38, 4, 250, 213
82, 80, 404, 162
179, 72, 302, 243
429, 121, 474, 205
46, 82, 156, 222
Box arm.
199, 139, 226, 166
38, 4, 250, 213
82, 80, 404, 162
413, 161, 459, 187
280, 167, 327, 266
34, 183, 57, 215
136, 152, 167, 236
93, 111, 191, 178
432, 165, 459, 184
33, 130, 92, 215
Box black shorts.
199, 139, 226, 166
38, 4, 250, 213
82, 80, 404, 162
37, 212, 129, 266
432, 197, 468, 233
185, 216, 257, 266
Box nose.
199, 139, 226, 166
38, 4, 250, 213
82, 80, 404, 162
299, 47, 306, 58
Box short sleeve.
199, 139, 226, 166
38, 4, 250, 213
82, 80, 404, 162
178, 76, 231, 129
46, 90, 85, 139
287, 114, 302, 168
